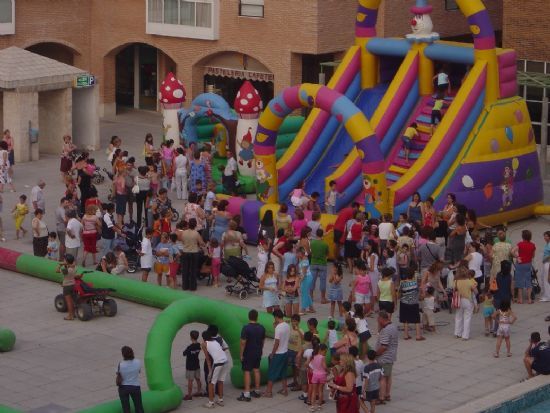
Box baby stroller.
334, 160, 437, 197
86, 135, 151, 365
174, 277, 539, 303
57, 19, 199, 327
223, 256, 259, 300
113, 221, 142, 273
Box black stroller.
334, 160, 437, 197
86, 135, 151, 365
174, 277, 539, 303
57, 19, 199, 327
113, 221, 142, 273
222, 256, 259, 300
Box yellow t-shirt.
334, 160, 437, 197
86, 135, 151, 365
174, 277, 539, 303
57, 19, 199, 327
433, 99, 444, 111
456, 279, 477, 299
403, 127, 418, 140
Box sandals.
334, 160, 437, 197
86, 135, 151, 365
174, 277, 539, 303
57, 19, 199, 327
262, 392, 273, 398
493, 352, 499, 358
403, 336, 411, 340
63, 316, 74, 321
416, 337, 426, 341
507, 353, 513, 357
277, 389, 289, 396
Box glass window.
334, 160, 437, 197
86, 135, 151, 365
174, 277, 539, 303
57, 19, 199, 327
180, 0, 195, 26
196, 1, 212, 27
527, 86, 544, 101
240, 0, 264, 17
164, 0, 179, 24
516, 59, 526, 72
445, 0, 458, 11
148, 0, 163, 23
0, 0, 12, 24
527, 101, 543, 123
527, 60, 545, 74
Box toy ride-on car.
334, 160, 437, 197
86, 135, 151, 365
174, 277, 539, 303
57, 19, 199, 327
54, 274, 117, 321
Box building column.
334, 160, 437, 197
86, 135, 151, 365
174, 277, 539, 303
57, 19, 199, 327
134, 44, 140, 109
3, 90, 39, 163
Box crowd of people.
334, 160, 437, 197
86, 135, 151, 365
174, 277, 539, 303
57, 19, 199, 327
5, 129, 550, 412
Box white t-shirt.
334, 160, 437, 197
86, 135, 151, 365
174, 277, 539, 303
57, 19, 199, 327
378, 222, 395, 241
206, 340, 228, 364
354, 359, 365, 387
328, 330, 338, 348
437, 72, 449, 85
141, 237, 153, 269
355, 317, 369, 334
65, 218, 82, 248
31, 186, 45, 211
204, 191, 216, 212
224, 157, 237, 176
468, 251, 483, 278
118, 359, 141, 386
274, 321, 290, 354
175, 154, 188, 171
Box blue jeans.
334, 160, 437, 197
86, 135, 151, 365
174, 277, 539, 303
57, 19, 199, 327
101, 237, 115, 259
310, 264, 328, 293
118, 385, 144, 413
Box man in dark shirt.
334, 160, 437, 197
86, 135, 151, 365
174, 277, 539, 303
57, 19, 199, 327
524, 329, 550, 378
237, 309, 266, 402
182, 330, 202, 400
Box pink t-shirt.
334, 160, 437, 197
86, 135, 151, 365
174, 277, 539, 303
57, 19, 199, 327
292, 219, 308, 237
355, 273, 372, 295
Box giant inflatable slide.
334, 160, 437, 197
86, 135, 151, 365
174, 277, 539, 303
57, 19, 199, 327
254, 0, 543, 226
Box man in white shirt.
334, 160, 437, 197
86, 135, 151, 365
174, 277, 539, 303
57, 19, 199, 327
222, 150, 238, 195
202, 330, 228, 408
31, 180, 46, 213
65, 209, 82, 259
264, 309, 290, 396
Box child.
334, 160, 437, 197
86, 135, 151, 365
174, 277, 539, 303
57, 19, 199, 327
324, 320, 338, 355
12, 194, 29, 239
354, 304, 371, 357
422, 286, 436, 332
396, 244, 410, 280
85, 158, 98, 176
297, 332, 316, 402
288, 314, 304, 390
56, 253, 80, 320
201, 330, 228, 408
148, 164, 159, 196
282, 241, 297, 273
493, 301, 517, 358
168, 233, 181, 289
140, 228, 154, 282
383, 248, 398, 282
111, 245, 129, 275
309, 343, 328, 411
362, 350, 383, 413
431, 93, 445, 136
401, 122, 418, 164
307, 317, 319, 339
204, 182, 216, 216
306, 192, 321, 213
209, 238, 221, 287
482, 292, 495, 336
290, 181, 309, 208
154, 232, 172, 287
328, 262, 345, 321
182, 330, 203, 401
343, 301, 354, 321
377, 267, 396, 320
152, 213, 162, 247
349, 346, 367, 413
257, 231, 271, 280
325, 180, 344, 215
47, 231, 59, 261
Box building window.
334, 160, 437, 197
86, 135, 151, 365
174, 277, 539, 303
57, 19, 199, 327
146, 0, 219, 40
445, 0, 459, 11
0, 0, 15, 35
239, 0, 264, 18
517, 59, 550, 142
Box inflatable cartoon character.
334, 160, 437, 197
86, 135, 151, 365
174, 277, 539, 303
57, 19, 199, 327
363, 175, 381, 219
256, 159, 272, 202
238, 127, 254, 168
501, 165, 516, 209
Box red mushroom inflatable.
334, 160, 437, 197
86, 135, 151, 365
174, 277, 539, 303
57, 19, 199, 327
234, 81, 263, 177
158, 72, 186, 141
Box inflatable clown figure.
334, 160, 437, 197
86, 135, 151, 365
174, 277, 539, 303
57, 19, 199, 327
158, 72, 186, 142
405, 0, 439, 43
234, 81, 263, 177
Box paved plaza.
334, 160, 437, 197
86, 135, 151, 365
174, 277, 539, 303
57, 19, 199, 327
0, 111, 549, 412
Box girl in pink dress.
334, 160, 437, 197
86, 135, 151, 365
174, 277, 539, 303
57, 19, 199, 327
309, 344, 328, 411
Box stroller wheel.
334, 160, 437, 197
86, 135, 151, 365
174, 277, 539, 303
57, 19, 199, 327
127, 264, 137, 273
225, 286, 232, 295
171, 209, 180, 222
239, 290, 248, 300
93, 175, 103, 185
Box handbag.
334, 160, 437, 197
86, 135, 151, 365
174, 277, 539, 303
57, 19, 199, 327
489, 276, 498, 292
451, 281, 461, 309
131, 177, 140, 194
115, 363, 122, 386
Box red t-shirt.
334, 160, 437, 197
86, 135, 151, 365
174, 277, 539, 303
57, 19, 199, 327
334, 208, 354, 232
517, 240, 536, 264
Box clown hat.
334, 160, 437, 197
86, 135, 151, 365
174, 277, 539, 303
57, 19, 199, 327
411, 0, 433, 14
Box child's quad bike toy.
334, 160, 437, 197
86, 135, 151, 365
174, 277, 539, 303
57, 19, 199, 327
54, 274, 117, 321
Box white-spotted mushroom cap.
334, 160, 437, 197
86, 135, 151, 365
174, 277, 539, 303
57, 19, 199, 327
158, 72, 186, 107
234, 81, 263, 118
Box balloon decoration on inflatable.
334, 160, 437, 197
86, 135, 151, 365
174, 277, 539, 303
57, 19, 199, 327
159, 72, 186, 142
490, 138, 499, 153
505, 126, 514, 143
514, 109, 523, 123
461, 175, 474, 189
483, 182, 493, 200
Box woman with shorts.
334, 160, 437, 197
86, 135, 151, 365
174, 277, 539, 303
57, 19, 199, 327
283, 264, 300, 317
351, 260, 373, 315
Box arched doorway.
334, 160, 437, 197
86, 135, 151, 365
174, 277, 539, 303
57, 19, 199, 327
114, 43, 176, 111
198, 52, 274, 109
26, 42, 77, 66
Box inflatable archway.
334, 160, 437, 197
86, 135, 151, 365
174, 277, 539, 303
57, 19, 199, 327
254, 83, 389, 218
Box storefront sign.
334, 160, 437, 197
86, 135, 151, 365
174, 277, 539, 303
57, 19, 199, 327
204, 66, 274, 82
74, 74, 96, 88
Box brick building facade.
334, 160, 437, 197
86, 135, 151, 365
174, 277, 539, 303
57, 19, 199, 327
0, 0, 503, 116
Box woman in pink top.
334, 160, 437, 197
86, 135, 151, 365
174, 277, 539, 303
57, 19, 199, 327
292, 209, 308, 240
351, 260, 373, 315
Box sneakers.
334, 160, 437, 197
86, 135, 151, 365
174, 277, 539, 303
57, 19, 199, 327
216, 400, 224, 406
299, 394, 308, 401
203, 402, 215, 409
251, 390, 261, 398
237, 394, 251, 402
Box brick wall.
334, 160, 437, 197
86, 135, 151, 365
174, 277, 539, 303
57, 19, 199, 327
503, 0, 550, 61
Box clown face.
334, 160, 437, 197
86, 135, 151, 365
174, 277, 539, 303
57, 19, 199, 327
411, 14, 434, 36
